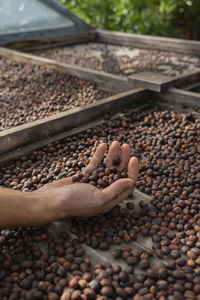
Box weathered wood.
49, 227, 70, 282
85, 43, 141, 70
0, 103, 151, 166
156, 102, 200, 118
129, 69, 200, 92
129, 72, 173, 92
7, 31, 95, 51
173, 69, 200, 89
97, 29, 200, 56
0, 46, 133, 94
183, 82, 200, 91
0, 88, 151, 157
0, 117, 107, 166
156, 88, 200, 112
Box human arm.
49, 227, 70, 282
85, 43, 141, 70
0, 141, 139, 228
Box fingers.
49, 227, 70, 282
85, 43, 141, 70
118, 144, 130, 170
101, 187, 133, 214
104, 141, 120, 168
104, 142, 131, 171
101, 178, 134, 205
83, 143, 107, 174
128, 157, 139, 182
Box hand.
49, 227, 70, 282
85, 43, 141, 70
34, 141, 139, 223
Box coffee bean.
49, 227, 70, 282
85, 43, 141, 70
99, 242, 109, 251
139, 259, 150, 270
112, 249, 122, 259
100, 286, 113, 297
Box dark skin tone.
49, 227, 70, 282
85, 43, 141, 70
0, 141, 139, 228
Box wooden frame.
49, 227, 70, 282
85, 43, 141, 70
0, 47, 133, 94
157, 88, 200, 112
128, 69, 200, 92
7, 31, 95, 51
96, 29, 200, 57
0, 32, 199, 165
1, 9, 200, 293
0, 88, 151, 160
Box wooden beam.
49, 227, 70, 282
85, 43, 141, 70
128, 72, 173, 92
6, 31, 95, 51
14, 34, 94, 52
173, 69, 200, 89
0, 105, 153, 167
0, 88, 151, 156
0, 117, 107, 166
182, 82, 200, 91
0, 46, 133, 94
128, 69, 200, 92
157, 88, 200, 111
97, 29, 200, 57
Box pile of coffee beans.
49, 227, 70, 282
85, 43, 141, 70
70, 204, 141, 251
59, 257, 200, 299
60, 262, 135, 300
34, 43, 200, 77
0, 104, 200, 299
0, 56, 111, 130
112, 245, 153, 270
0, 227, 95, 299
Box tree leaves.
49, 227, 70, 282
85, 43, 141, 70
59, 0, 200, 40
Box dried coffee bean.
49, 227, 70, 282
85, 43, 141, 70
99, 242, 109, 251
89, 280, 101, 292
100, 286, 113, 297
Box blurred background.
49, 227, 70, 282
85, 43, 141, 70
59, 0, 200, 40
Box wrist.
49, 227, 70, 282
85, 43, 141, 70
33, 185, 72, 224
31, 191, 58, 225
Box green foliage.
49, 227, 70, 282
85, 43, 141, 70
59, 0, 200, 40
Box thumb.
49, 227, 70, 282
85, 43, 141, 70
101, 178, 135, 204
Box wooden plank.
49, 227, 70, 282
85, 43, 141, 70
156, 101, 200, 117
0, 116, 108, 167
157, 88, 200, 111
129, 69, 200, 92
128, 72, 173, 92
183, 82, 200, 91
97, 29, 200, 56
173, 69, 200, 89
0, 46, 133, 94
0, 88, 151, 157
0, 103, 151, 166
6, 31, 95, 51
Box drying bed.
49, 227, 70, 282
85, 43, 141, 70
33, 42, 200, 77
0, 103, 200, 299
0, 55, 110, 131
0, 45, 199, 161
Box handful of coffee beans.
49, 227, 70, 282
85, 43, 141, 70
72, 156, 128, 189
